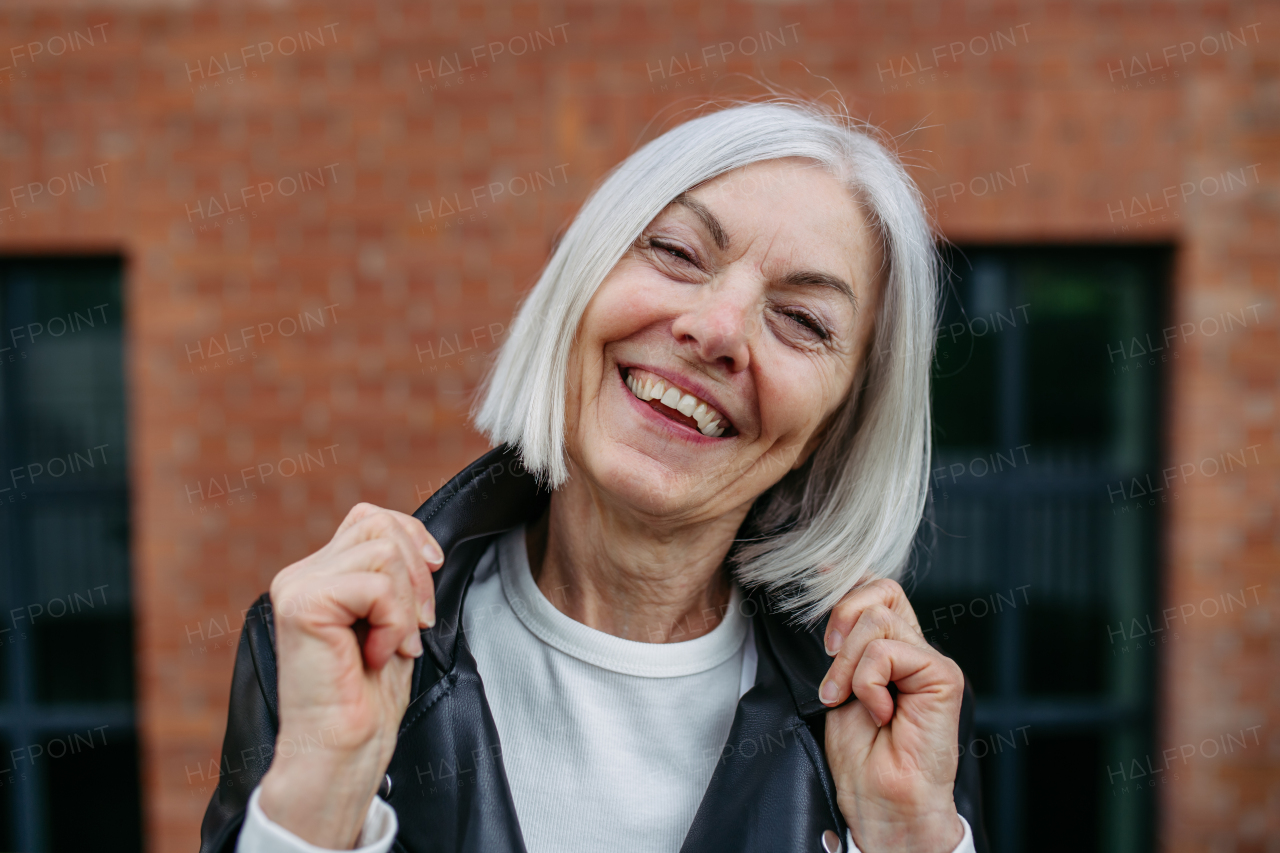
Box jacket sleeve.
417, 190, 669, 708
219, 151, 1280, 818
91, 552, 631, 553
953, 677, 990, 853
199, 594, 281, 853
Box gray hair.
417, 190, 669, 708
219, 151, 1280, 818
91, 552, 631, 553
474, 100, 938, 625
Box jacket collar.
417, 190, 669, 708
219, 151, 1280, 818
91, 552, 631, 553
411, 445, 835, 718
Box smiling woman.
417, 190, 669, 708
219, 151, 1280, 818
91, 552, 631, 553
200, 101, 986, 853
478, 105, 936, 623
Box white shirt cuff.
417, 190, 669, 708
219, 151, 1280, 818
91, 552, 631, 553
845, 814, 973, 853
236, 784, 397, 853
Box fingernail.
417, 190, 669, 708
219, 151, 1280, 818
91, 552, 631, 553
421, 541, 444, 565
825, 629, 843, 656
409, 631, 424, 658
819, 679, 839, 705
420, 600, 436, 628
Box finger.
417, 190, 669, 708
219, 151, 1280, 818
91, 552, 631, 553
381, 509, 445, 569
343, 540, 424, 653
274, 568, 423, 667
823, 577, 923, 656
295, 538, 425, 657
850, 639, 962, 728
329, 512, 436, 627
333, 501, 383, 539
326, 571, 424, 669
341, 510, 443, 608
820, 603, 924, 707
824, 692, 883, 761
336, 504, 444, 568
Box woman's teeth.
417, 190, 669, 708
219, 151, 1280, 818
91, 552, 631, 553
624, 369, 726, 437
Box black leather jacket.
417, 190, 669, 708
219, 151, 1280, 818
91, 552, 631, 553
199, 445, 989, 852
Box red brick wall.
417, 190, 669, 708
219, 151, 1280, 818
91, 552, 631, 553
1, 2, 1275, 850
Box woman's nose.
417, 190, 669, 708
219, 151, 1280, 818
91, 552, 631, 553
669, 280, 755, 373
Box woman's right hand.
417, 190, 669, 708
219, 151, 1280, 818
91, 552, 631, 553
257, 503, 444, 848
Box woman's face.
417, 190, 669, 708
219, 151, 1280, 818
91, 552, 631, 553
564, 157, 883, 525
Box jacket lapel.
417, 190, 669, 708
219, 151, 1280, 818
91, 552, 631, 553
380, 446, 545, 852
409, 445, 548, 677
384, 631, 530, 853
681, 596, 847, 852
393, 446, 844, 853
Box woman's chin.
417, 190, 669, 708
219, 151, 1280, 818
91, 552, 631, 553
580, 442, 722, 519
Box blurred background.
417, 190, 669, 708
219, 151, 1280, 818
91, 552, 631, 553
0, 1, 1275, 851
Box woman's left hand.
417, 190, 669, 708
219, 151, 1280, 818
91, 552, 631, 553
820, 578, 966, 853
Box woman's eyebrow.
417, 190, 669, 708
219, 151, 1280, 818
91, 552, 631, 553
672, 193, 728, 250
779, 270, 859, 309
668, 192, 857, 308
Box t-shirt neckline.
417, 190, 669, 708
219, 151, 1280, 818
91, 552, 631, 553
496, 525, 749, 678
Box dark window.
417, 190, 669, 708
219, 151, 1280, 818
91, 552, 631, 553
910, 245, 1169, 853
0, 257, 142, 851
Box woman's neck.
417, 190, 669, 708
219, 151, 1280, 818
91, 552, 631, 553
526, 477, 747, 643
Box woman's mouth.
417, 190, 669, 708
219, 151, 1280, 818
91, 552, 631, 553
621, 367, 731, 437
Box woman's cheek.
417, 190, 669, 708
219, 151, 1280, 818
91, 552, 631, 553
759, 357, 839, 441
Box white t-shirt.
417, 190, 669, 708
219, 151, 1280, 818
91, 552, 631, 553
237, 526, 974, 853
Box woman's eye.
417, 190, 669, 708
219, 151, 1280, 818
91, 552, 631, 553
649, 238, 696, 265
783, 309, 829, 340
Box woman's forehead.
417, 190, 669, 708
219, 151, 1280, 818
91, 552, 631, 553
671, 161, 878, 283
698, 157, 837, 197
